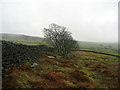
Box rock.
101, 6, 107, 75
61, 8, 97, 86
31, 63, 39, 68
48, 56, 55, 59
56, 56, 62, 60
1, 40, 55, 69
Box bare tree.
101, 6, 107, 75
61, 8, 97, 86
44, 24, 79, 57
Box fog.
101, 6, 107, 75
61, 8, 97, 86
0, 0, 119, 42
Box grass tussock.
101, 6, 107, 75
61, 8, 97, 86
3, 51, 118, 88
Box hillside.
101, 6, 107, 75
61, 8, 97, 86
2, 40, 119, 88
0, 33, 44, 41
0, 33, 45, 45
1, 33, 118, 50
3, 49, 118, 88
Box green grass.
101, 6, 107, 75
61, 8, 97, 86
82, 49, 119, 55
78, 41, 118, 50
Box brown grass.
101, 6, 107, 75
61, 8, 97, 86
69, 70, 93, 83
3, 51, 119, 88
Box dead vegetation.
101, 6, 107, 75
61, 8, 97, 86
2, 51, 118, 88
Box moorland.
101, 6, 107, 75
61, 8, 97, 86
1, 33, 119, 88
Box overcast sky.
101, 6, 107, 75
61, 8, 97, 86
0, 0, 119, 42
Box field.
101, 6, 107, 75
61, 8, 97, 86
78, 41, 118, 50
3, 49, 119, 88
1, 34, 119, 88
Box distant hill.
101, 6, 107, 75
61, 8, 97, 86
0, 33, 46, 45
0, 33, 44, 41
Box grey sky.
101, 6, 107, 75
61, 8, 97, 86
0, 0, 119, 42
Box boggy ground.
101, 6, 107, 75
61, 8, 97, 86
2, 51, 119, 88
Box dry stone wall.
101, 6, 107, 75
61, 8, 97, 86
1, 40, 54, 68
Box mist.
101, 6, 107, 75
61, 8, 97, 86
0, 0, 118, 42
